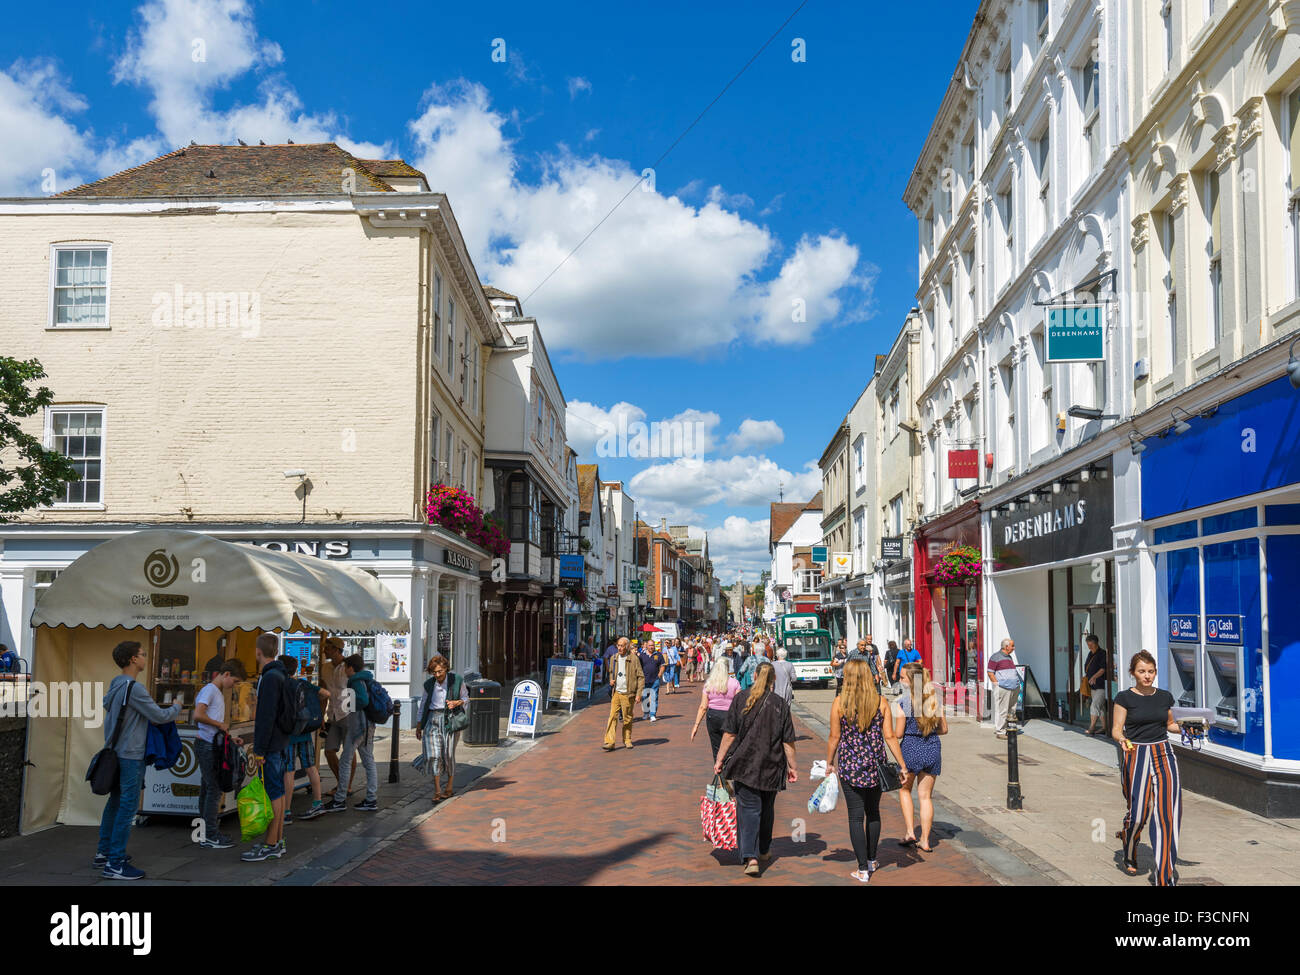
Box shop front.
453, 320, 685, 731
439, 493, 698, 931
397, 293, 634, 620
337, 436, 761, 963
986, 457, 1116, 729
0, 522, 486, 717
818, 576, 846, 642
914, 499, 981, 692
844, 577, 872, 646
880, 557, 913, 646
1137, 373, 1300, 817
20, 529, 408, 832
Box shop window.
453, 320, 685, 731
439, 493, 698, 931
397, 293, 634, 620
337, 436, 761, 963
433, 271, 443, 360
1265, 503, 1300, 526
1201, 508, 1256, 537
1153, 519, 1197, 545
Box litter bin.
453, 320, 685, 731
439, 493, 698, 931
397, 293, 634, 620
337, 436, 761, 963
465, 679, 501, 746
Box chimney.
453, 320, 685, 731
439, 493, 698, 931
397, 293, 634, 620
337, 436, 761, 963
660, 518, 667, 532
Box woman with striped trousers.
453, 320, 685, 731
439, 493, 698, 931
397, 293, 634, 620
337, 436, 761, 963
1111, 650, 1184, 886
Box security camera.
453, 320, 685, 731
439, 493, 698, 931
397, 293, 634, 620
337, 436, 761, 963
283, 469, 307, 478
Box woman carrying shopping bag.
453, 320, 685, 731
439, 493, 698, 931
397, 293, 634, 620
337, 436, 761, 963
415, 654, 469, 803
827, 658, 907, 882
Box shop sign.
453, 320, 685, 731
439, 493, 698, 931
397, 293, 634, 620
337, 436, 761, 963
507, 679, 541, 737
884, 560, 911, 590
443, 549, 477, 572
830, 552, 851, 575
1045, 304, 1105, 362
559, 554, 585, 581
991, 458, 1114, 570
811, 546, 828, 564
948, 449, 979, 480
881, 537, 904, 561
238, 539, 351, 558
1205, 614, 1243, 646
1168, 614, 1200, 642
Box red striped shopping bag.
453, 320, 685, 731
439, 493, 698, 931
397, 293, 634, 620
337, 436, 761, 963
700, 774, 738, 850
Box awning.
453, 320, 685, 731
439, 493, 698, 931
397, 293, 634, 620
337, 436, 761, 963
30, 528, 409, 634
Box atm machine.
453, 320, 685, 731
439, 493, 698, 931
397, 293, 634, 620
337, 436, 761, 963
1167, 645, 1198, 709
1204, 646, 1243, 731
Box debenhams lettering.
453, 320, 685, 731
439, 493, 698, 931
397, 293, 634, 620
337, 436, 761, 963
1003, 500, 1087, 545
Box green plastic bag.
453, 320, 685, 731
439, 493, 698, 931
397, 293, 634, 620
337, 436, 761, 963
238, 768, 273, 842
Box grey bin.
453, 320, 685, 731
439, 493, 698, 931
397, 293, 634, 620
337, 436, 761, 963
464, 679, 501, 746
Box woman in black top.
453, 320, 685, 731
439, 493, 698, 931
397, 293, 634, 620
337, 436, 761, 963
714, 662, 797, 878
1111, 650, 1183, 885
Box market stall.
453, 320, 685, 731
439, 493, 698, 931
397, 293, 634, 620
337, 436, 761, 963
21, 529, 409, 833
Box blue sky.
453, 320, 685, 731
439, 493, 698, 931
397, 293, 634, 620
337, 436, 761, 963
0, 0, 977, 581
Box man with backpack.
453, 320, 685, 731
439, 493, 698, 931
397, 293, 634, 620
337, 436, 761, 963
278, 656, 326, 822
321, 653, 382, 813
193, 659, 246, 849
242, 633, 291, 862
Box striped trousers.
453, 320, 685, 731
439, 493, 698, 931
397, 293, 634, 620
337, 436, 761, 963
1120, 739, 1181, 886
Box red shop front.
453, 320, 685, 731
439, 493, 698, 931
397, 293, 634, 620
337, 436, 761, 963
913, 498, 984, 717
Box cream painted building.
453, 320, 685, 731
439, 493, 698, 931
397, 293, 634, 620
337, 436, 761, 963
0, 144, 504, 709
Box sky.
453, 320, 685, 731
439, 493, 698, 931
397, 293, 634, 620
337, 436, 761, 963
0, 0, 978, 583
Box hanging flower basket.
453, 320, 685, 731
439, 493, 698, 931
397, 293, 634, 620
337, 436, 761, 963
424, 484, 510, 558
932, 544, 981, 586
564, 582, 588, 606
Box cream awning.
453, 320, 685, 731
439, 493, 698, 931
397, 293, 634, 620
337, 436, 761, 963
30, 528, 409, 634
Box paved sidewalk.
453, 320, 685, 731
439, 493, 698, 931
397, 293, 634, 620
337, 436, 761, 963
797, 687, 1300, 886
334, 683, 1004, 886
0, 703, 588, 886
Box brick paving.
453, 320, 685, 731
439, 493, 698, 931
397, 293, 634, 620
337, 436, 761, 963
337, 685, 997, 886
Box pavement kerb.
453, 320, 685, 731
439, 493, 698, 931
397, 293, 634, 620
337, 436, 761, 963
306, 698, 594, 886
789, 699, 1064, 887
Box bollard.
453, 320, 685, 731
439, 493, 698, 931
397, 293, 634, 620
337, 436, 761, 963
388, 700, 401, 784
1006, 725, 1023, 810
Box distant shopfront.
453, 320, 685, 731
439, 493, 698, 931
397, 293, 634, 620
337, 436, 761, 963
987, 458, 1116, 729
880, 542, 912, 646
1138, 373, 1300, 817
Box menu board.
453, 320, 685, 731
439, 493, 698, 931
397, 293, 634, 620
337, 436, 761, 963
547, 666, 577, 708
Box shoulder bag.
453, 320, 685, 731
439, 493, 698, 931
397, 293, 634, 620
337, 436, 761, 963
446, 673, 470, 733
86, 682, 132, 795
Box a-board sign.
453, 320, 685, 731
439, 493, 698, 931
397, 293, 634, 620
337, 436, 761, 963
573, 659, 594, 698
507, 680, 541, 737
547, 665, 577, 710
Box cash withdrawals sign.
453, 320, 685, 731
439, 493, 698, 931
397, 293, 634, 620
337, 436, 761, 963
1045, 304, 1105, 362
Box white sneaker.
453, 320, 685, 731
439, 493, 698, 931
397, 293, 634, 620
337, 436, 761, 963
649, 715, 657, 722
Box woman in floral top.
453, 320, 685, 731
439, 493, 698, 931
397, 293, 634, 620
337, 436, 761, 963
826, 658, 907, 882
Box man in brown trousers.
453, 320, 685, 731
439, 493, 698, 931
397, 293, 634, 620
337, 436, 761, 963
603, 637, 645, 750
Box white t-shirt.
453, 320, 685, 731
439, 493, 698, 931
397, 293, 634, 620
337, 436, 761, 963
195, 682, 224, 742
615, 655, 630, 694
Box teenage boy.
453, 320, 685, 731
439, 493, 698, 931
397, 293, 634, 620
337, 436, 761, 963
193, 659, 246, 849
242, 633, 290, 862
321, 654, 379, 812
96, 640, 182, 880
320, 637, 357, 794
278, 655, 326, 822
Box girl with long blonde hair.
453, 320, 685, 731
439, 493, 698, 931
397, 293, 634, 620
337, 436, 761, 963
827, 658, 907, 882
893, 662, 948, 851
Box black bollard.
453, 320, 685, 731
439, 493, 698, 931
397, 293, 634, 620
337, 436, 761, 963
388, 700, 401, 784
1006, 725, 1023, 809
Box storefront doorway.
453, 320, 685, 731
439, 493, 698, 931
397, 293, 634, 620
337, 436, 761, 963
1048, 561, 1114, 727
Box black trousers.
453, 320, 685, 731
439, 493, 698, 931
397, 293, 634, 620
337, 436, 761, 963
842, 781, 883, 870
735, 783, 776, 862
706, 709, 727, 759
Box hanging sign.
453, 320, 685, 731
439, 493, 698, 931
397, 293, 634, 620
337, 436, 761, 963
507, 679, 542, 737
830, 552, 852, 575
881, 537, 904, 561
948, 449, 979, 480
811, 546, 828, 565
559, 555, 585, 581
1045, 304, 1105, 362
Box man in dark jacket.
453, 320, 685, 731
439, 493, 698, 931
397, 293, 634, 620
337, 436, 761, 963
242, 633, 290, 862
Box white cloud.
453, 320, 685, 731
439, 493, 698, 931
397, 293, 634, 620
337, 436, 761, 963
0, 60, 97, 194
707, 184, 753, 210
567, 399, 721, 461
628, 455, 820, 511
705, 515, 772, 581
112, 0, 392, 154
567, 77, 592, 99
408, 83, 868, 359
583, 127, 600, 142
566, 400, 645, 460
724, 419, 784, 454
759, 193, 784, 216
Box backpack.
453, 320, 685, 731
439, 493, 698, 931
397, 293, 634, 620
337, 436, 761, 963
299, 678, 324, 731
214, 732, 247, 794
276, 672, 310, 737
364, 678, 394, 724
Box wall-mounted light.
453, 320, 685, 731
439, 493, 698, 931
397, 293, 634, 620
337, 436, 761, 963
1079, 468, 1091, 483
1129, 432, 1146, 455
1171, 406, 1192, 435
1051, 481, 1063, 494
1026, 492, 1038, 504
1006, 500, 1017, 513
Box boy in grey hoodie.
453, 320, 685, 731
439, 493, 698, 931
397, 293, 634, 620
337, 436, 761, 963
96, 640, 182, 880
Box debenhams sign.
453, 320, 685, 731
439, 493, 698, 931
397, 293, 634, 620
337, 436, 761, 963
992, 460, 1113, 570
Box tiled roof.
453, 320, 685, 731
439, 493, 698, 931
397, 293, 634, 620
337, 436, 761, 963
55, 144, 403, 198
804, 491, 824, 512
576, 464, 599, 516
769, 502, 803, 547
483, 286, 519, 300
355, 158, 427, 181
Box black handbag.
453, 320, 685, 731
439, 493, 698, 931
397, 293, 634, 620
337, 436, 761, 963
86, 683, 132, 796
875, 753, 903, 793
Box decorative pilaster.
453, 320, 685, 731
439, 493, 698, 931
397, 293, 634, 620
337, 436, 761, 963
1169, 173, 1191, 216
1213, 122, 1239, 172
1131, 212, 1151, 252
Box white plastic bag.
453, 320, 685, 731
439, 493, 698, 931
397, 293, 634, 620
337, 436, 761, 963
807, 771, 840, 813
810, 759, 828, 780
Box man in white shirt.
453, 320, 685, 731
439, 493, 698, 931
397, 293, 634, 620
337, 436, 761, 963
603, 638, 645, 751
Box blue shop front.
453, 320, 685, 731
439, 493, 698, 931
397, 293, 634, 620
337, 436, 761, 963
1139, 374, 1300, 817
